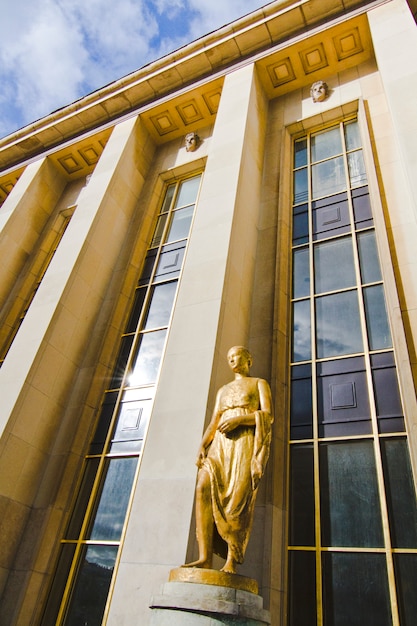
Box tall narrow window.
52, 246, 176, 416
42, 173, 202, 626
0, 207, 73, 366
288, 121, 417, 626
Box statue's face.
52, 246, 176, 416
185, 133, 198, 151
311, 81, 327, 102
227, 347, 251, 374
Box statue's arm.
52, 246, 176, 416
196, 388, 222, 467
258, 378, 273, 420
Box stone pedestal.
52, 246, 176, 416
149, 568, 270, 625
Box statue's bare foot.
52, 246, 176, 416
220, 557, 237, 574
181, 558, 212, 569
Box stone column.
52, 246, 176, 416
107, 63, 268, 625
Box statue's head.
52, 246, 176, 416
227, 346, 252, 372
310, 80, 329, 103
185, 132, 200, 152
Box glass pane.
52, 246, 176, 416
293, 247, 310, 298
294, 138, 307, 168
66, 458, 100, 539
175, 175, 200, 207
288, 551, 317, 626
166, 205, 194, 243
139, 249, 158, 285
311, 127, 342, 162
312, 157, 346, 199
294, 168, 308, 204
109, 335, 134, 389
40, 544, 77, 626
154, 242, 186, 281
314, 237, 356, 294
381, 438, 417, 548
371, 352, 404, 433
143, 282, 177, 329
312, 193, 350, 240
363, 285, 392, 350
394, 554, 417, 626
344, 120, 362, 151
290, 364, 313, 439
316, 291, 363, 358
129, 329, 167, 386
111, 398, 152, 453
64, 545, 118, 626
317, 357, 372, 438
151, 213, 168, 247
347, 150, 367, 187
322, 552, 392, 626
289, 445, 315, 545
89, 392, 118, 455
126, 287, 147, 333
352, 187, 373, 229
320, 440, 384, 547
357, 230, 382, 284
293, 204, 308, 244
89, 457, 137, 541
161, 183, 175, 213
292, 299, 311, 362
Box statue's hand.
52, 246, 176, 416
196, 446, 206, 468
218, 416, 241, 434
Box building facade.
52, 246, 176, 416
1, 0, 417, 624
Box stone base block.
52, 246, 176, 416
150, 570, 270, 625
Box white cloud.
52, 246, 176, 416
0, 0, 267, 138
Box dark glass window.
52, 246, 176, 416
312, 193, 350, 240
314, 236, 355, 294
290, 364, 313, 439
292, 299, 311, 361
88, 457, 138, 541
293, 203, 309, 245
363, 284, 392, 350
64, 546, 118, 626
294, 138, 307, 168
322, 552, 392, 626
289, 122, 415, 625
316, 291, 363, 358
317, 357, 371, 437
371, 352, 404, 433
320, 440, 384, 547
289, 445, 315, 545
381, 438, 417, 548
292, 247, 310, 299
394, 554, 417, 626
288, 551, 317, 626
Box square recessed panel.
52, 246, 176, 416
58, 154, 84, 174
333, 28, 363, 61
176, 99, 204, 125
202, 87, 222, 115
79, 145, 100, 166
150, 111, 178, 136
0, 180, 15, 194
299, 43, 328, 74
267, 57, 296, 87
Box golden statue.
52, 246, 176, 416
183, 346, 273, 574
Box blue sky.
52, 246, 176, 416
1, 0, 269, 139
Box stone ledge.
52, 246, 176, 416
150, 580, 271, 624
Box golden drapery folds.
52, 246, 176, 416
183, 347, 273, 574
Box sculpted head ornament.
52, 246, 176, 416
310, 80, 329, 103
185, 132, 200, 152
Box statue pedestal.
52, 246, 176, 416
149, 568, 271, 625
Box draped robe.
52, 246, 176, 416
202, 377, 273, 564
